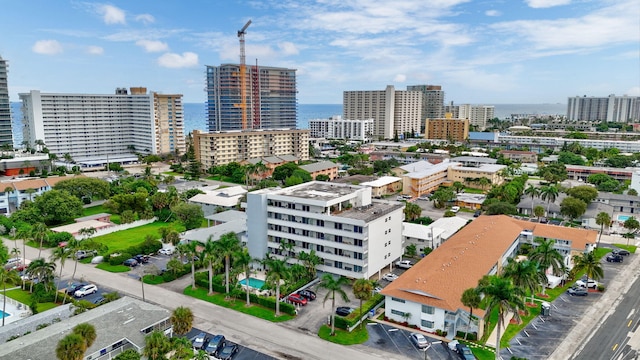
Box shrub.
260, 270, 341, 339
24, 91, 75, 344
108, 252, 132, 266
456, 331, 477, 341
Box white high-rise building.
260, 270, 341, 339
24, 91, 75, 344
19, 87, 185, 168
246, 181, 405, 279
343, 85, 422, 139
308, 116, 374, 141
0, 56, 13, 147
458, 104, 495, 129
567, 95, 640, 122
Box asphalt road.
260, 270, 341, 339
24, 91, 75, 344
572, 271, 640, 359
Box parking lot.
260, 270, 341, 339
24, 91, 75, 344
365, 323, 459, 359
185, 327, 276, 360
503, 245, 630, 359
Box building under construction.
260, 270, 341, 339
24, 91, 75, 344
205, 64, 298, 131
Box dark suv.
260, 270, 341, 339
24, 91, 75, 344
606, 253, 623, 263
204, 335, 225, 356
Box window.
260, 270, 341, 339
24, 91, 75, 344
391, 309, 405, 317
422, 305, 435, 314
421, 320, 434, 328
334, 223, 343, 230
391, 297, 405, 303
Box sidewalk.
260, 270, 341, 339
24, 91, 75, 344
484, 311, 514, 348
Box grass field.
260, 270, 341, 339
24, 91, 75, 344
82, 204, 121, 224
318, 324, 369, 345
96, 263, 131, 273
92, 221, 184, 253
4, 288, 58, 312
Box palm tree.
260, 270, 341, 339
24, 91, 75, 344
103, 291, 121, 303
352, 279, 373, 329
31, 222, 49, 258
78, 227, 96, 242
478, 177, 490, 191
170, 306, 194, 337
317, 273, 350, 336
476, 275, 525, 359
218, 232, 241, 294
572, 252, 604, 285
623, 217, 640, 246
143, 330, 171, 360
234, 247, 254, 306
528, 239, 565, 295
262, 256, 290, 316
533, 205, 545, 221
252, 161, 268, 185
403, 202, 422, 222
26, 257, 56, 292
63, 153, 74, 170
171, 336, 194, 359
50, 246, 69, 302
595, 212, 611, 248
502, 259, 547, 304
177, 241, 199, 289
0, 267, 20, 326
298, 250, 322, 279
72, 323, 97, 351
540, 185, 559, 215
460, 288, 481, 340
56, 333, 85, 360
524, 185, 540, 216
203, 238, 219, 294
452, 181, 465, 194
194, 350, 209, 360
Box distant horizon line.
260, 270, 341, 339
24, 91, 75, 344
9, 101, 568, 105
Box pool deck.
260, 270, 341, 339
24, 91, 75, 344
237, 271, 282, 296
0, 292, 32, 325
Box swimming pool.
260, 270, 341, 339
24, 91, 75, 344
618, 215, 631, 222
239, 277, 266, 289
0, 310, 10, 319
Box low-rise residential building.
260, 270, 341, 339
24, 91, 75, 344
594, 192, 640, 216
309, 116, 374, 141
192, 129, 309, 169
454, 193, 486, 210
182, 210, 248, 245
499, 150, 538, 163
447, 163, 506, 189
244, 155, 299, 179
299, 161, 339, 180
402, 217, 468, 253
360, 176, 402, 197
188, 186, 247, 216
402, 160, 452, 197
0, 175, 83, 215
381, 215, 596, 338
565, 165, 636, 182
51, 219, 113, 237
246, 181, 405, 279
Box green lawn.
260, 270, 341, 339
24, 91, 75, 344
4, 288, 59, 312
613, 244, 637, 253
501, 305, 541, 348
82, 204, 121, 224
92, 221, 184, 253
318, 324, 369, 345
183, 286, 294, 323
96, 263, 131, 273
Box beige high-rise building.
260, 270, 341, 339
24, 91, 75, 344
192, 129, 309, 169
153, 93, 185, 156
424, 114, 469, 141
343, 85, 422, 139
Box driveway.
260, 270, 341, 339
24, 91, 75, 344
365, 323, 457, 360
185, 327, 277, 360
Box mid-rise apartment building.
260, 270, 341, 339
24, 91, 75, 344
192, 129, 309, 169
407, 85, 445, 121
206, 64, 297, 131
246, 182, 405, 279
424, 115, 469, 141
343, 85, 422, 139
19, 88, 185, 168
567, 94, 640, 122
443, 102, 495, 129
308, 116, 374, 141
0, 56, 13, 147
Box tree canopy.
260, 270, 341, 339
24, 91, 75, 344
565, 185, 598, 204
560, 197, 587, 220
32, 190, 84, 225
54, 178, 110, 201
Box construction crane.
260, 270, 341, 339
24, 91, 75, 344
238, 19, 251, 130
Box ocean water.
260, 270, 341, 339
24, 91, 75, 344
9, 102, 566, 147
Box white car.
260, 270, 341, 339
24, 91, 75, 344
159, 247, 175, 255
395, 260, 414, 269
576, 279, 599, 289
450, 206, 460, 213
74, 284, 98, 298
410, 333, 429, 349
383, 273, 399, 282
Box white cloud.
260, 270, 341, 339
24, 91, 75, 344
100, 4, 126, 24
136, 40, 169, 53
86, 46, 104, 55
524, 0, 571, 8
485, 10, 501, 16
627, 87, 640, 96
278, 42, 299, 56
135, 14, 155, 24
394, 74, 407, 82
157, 52, 199, 68
32, 40, 63, 55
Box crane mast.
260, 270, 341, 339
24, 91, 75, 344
237, 20, 251, 130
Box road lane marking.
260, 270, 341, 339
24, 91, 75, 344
628, 309, 636, 319
613, 343, 619, 351
628, 320, 633, 327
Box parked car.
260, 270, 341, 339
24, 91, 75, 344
567, 286, 588, 296
134, 254, 150, 264
75, 250, 97, 260
456, 342, 476, 360
297, 289, 316, 301
287, 294, 308, 306
383, 273, 399, 282
409, 333, 429, 349
451, 206, 460, 213
395, 260, 414, 269
66, 282, 87, 295
606, 253, 624, 263
613, 248, 631, 256
158, 247, 175, 255
91, 296, 107, 305
191, 332, 207, 349
473, 210, 481, 217
74, 284, 98, 298
204, 334, 225, 356
217, 343, 239, 360
373, 287, 383, 294
576, 279, 599, 289
123, 258, 139, 267
418, 195, 430, 201
4, 257, 22, 270
336, 306, 355, 317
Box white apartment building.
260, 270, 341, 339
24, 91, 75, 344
458, 104, 495, 129
497, 134, 640, 152
308, 116, 374, 141
567, 94, 640, 122
246, 181, 405, 279
343, 85, 422, 140
19, 88, 185, 168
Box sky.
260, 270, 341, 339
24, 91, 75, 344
0, 0, 638, 104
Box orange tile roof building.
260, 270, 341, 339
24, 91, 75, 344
0, 175, 83, 215
380, 215, 596, 338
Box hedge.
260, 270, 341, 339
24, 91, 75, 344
334, 293, 384, 330
194, 272, 296, 316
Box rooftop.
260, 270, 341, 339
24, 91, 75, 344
269, 181, 362, 201
450, 163, 506, 173
205, 209, 247, 223
188, 186, 247, 207
337, 201, 404, 222
360, 176, 402, 187
399, 160, 436, 173
404, 161, 453, 179
299, 160, 338, 173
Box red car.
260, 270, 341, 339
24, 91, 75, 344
287, 294, 308, 306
